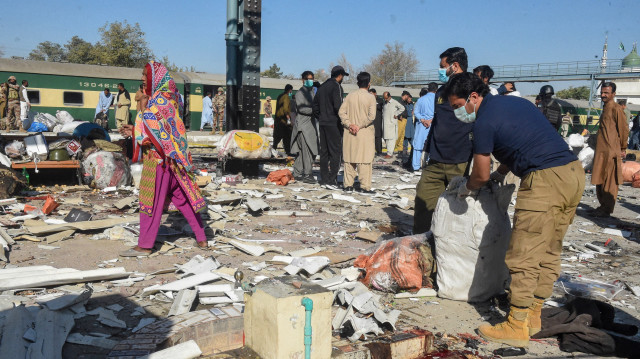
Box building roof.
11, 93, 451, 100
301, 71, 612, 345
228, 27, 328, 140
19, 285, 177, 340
622, 44, 640, 68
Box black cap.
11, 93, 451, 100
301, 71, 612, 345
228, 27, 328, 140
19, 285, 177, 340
369, 88, 377, 93
331, 65, 349, 77
401, 90, 412, 97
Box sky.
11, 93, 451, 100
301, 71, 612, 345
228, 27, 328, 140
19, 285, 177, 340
1, 0, 638, 95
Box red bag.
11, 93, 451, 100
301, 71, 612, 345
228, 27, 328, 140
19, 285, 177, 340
354, 234, 434, 293
266, 169, 294, 186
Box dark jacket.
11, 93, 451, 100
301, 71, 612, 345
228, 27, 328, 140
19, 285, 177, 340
540, 98, 562, 130
373, 95, 384, 137
313, 78, 343, 127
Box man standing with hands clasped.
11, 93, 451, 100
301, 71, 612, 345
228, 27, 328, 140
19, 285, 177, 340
339, 72, 377, 193
590, 82, 629, 218
445, 72, 584, 347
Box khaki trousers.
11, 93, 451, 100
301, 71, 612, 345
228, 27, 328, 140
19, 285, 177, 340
413, 161, 467, 234
214, 108, 224, 131
0, 101, 6, 119
596, 166, 619, 214
395, 118, 407, 152
506, 160, 585, 308
7, 100, 20, 129
343, 162, 372, 190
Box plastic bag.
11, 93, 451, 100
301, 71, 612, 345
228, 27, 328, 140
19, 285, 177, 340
130, 163, 143, 188
266, 169, 294, 186
217, 130, 271, 159
354, 233, 434, 293
27, 122, 48, 132
263, 117, 274, 128
432, 178, 515, 302
59, 121, 86, 134
82, 151, 132, 189
567, 133, 585, 148
578, 147, 594, 171
55, 110, 74, 124
4, 141, 26, 159
34, 113, 56, 130
621, 161, 640, 183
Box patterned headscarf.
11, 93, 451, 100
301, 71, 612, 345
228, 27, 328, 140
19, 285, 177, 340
134, 61, 193, 171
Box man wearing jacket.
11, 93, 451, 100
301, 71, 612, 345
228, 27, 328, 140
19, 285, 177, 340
369, 88, 384, 156
313, 66, 348, 187
274, 84, 293, 155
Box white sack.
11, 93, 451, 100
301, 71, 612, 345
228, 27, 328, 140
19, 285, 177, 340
432, 178, 515, 302
578, 147, 595, 171
217, 130, 271, 159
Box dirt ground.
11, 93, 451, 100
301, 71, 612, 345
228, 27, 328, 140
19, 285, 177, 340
2, 153, 640, 358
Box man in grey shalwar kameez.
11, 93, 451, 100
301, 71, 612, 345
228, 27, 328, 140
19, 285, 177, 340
291, 71, 319, 184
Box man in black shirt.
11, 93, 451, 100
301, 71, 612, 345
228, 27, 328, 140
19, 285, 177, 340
313, 66, 348, 186
369, 88, 384, 156
413, 47, 474, 234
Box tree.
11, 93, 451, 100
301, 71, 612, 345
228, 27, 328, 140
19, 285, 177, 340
94, 21, 153, 68
261, 63, 283, 78
363, 42, 419, 86
65, 36, 96, 64
314, 68, 328, 82
28, 41, 66, 62
160, 55, 181, 72
556, 86, 590, 100
328, 53, 356, 84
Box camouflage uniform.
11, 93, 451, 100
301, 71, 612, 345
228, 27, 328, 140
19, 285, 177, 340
0, 83, 6, 120
212, 87, 226, 133
5, 78, 20, 130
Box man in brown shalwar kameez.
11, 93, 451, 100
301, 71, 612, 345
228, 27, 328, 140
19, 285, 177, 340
338, 72, 377, 193
591, 82, 629, 218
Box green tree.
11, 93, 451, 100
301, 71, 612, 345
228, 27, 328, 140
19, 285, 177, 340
28, 41, 66, 62
65, 36, 96, 64
94, 21, 153, 68
556, 86, 590, 100
364, 42, 419, 86
261, 63, 283, 78
160, 55, 180, 72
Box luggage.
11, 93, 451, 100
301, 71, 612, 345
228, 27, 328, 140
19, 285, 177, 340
82, 151, 132, 189
95, 112, 109, 130
217, 130, 271, 159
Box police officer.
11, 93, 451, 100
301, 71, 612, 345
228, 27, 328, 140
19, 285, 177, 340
538, 85, 562, 130
212, 87, 226, 134
446, 72, 584, 347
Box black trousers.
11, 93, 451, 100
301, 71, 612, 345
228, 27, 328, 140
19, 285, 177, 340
319, 124, 343, 184
375, 136, 383, 154
273, 121, 292, 154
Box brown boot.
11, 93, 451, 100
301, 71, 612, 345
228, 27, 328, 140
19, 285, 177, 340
478, 306, 530, 347
528, 298, 544, 336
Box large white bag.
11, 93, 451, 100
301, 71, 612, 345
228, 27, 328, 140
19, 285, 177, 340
217, 130, 271, 159
432, 178, 515, 302
578, 147, 594, 171
82, 151, 132, 189
55, 110, 74, 124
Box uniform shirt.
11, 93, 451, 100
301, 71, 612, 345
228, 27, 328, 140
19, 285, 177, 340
474, 95, 577, 177
425, 86, 474, 163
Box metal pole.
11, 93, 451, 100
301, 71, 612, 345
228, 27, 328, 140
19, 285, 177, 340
226, 0, 240, 131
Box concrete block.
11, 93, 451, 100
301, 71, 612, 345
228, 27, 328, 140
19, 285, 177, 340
365, 330, 434, 359
245, 276, 333, 359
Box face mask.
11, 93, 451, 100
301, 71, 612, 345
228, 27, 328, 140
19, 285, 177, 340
438, 64, 453, 83
304, 79, 314, 88
288, 92, 292, 98
453, 95, 477, 123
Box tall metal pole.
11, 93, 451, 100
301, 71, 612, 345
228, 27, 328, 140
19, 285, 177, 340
225, 0, 240, 131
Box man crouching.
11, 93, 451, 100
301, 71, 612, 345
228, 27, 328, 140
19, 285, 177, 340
445, 72, 585, 347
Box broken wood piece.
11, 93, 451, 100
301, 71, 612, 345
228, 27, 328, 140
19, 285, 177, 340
26, 216, 139, 236
0, 267, 130, 291
355, 230, 383, 243
66, 333, 118, 350
46, 229, 75, 244
139, 339, 202, 359
168, 289, 197, 316
394, 288, 438, 299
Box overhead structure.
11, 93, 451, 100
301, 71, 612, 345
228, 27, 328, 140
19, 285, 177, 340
225, 0, 261, 175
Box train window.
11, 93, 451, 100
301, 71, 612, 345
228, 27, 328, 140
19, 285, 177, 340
27, 90, 40, 105
63, 91, 83, 106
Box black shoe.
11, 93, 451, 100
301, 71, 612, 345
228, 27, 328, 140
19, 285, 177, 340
343, 186, 354, 192
359, 189, 375, 194
303, 176, 317, 184
294, 175, 304, 181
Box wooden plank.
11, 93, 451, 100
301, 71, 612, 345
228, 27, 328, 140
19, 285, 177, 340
26, 308, 75, 359
26, 216, 139, 236
12, 160, 80, 169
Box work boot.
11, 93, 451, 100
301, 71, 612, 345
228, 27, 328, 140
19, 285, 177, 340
528, 298, 545, 336
478, 306, 530, 348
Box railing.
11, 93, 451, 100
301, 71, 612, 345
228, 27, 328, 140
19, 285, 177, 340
392, 59, 640, 84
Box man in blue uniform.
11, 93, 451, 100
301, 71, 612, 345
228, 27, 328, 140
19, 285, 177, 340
445, 72, 585, 347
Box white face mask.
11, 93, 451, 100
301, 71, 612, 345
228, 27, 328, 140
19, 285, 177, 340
453, 95, 477, 123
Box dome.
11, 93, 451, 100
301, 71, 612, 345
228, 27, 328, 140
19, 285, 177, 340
622, 44, 640, 68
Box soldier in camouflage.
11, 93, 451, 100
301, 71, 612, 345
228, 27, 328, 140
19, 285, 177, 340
4, 76, 21, 130
212, 87, 226, 134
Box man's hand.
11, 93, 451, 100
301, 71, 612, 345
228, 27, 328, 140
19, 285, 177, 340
118, 104, 122, 108
489, 171, 506, 183
420, 119, 432, 128
621, 150, 627, 159
454, 178, 477, 199
119, 124, 133, 137
349, 124, 359, 135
